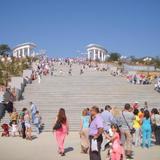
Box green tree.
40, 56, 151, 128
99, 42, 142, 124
0, 44, 11, 56
108, 52, 121, 61
0, 61, 6, 85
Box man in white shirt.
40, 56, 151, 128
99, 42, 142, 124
101, 105, 115, 151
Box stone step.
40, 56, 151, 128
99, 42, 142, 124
1, 63, 159, 132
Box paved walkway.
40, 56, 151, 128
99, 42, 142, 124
0, 132, 160, 160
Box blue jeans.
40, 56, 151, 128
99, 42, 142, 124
35, 124, 40, 134
32, 112, 35, 123
142, 128, 151, 148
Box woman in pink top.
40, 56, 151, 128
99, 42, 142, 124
105, 124, 124, 160
53, 108, 69, 156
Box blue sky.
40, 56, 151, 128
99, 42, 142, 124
0, 0, 160, 58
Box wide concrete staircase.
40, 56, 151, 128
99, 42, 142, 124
1, 63, 160, 131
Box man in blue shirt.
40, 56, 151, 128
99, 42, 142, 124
89, 106, 104, 160
101, 105, 115, 132
30, 102, 37, 123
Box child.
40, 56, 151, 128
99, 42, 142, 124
11, 120, 18, 137
59, 69, 63, 76
68, 68, 72, 76
34, 111, 42, 134
138, 108, 144, 120
141, 110, 152, 148
24, 111, 32, 140
105, 124, 124, 160
1, 123, 10, 137
37, 74, 41, 84
133, 109, 141, 146
80, 68, 84, 75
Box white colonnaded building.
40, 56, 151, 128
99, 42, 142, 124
86, 44, 109, 61
12, 42, 37, 58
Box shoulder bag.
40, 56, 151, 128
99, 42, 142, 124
122, 111, 135, 135
53, 120, 62, 131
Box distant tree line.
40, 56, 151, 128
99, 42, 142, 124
108, 52, 121, 62
128, 55, 160, 68
106, 52, 160, 68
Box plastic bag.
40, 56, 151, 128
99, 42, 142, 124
91, 139, 98, 152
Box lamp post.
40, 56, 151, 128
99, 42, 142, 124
1, 56, 12, 86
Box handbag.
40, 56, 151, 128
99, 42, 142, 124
53, 120, 62, 130
130, 128, 136, 135
122, 111, 135, 135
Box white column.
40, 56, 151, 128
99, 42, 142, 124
14, 51, 17, 57
98, 50, 100, 60
102, 52, 106, 61
22, 48, 25, 57
103, 54, 106, 61
101, 52, 104, 61
27, 47, 30, 56
93, 49, 96, 60
18, 50, 21, 57
88, 50, 90, 60
13, 51, 15, 57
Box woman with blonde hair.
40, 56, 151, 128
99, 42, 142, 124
80, 109, 90, 153
111, 107, 121, 127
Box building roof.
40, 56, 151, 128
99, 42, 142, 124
86, 43, 108, 52
13, 42, 36, 50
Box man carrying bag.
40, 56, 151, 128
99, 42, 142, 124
119, 103, 134, 159
89, 106, 104, 160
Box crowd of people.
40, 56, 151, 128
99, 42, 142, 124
1, 102, 43, 140
126, 74, 153, 85
52, 102, 160, 160
1, 59, 160, 160
154, 76, 160, 92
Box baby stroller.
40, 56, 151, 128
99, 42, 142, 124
1, 123, 10, 137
